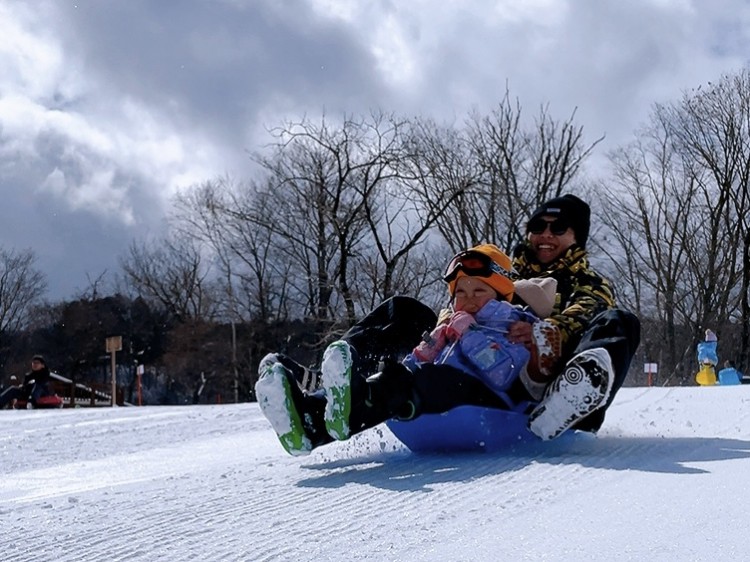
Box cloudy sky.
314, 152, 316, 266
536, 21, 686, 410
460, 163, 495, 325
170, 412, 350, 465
2, 0, 748, 300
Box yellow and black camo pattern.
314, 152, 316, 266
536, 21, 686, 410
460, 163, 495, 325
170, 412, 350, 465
513, 243, 615, 358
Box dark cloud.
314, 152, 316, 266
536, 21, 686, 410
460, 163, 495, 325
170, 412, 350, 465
52, 0, 387, 146
2, 0, 749, 300
0, 129, 168, 300
2, 0, 393, 300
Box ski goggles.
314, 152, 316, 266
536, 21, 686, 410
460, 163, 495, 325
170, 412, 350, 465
527, 216, 571, 236
443, 251, 513, 283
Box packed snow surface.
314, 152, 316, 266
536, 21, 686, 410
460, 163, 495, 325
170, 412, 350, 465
3, 385, 750, 561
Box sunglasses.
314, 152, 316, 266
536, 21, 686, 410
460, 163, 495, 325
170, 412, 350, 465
527, 217, 570, 236
444, 251, 512, 283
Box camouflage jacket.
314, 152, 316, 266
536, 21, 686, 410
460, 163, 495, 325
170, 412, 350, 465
512, 242, 615, 358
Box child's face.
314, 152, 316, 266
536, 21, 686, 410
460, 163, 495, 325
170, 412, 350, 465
453, 276, 497, 314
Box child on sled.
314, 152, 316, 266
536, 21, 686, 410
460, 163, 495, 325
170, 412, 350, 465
255, 244, 556, 455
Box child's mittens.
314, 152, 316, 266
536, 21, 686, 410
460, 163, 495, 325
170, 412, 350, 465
444, 311, 477, 341
412, 311, 477, 362
413, 325, 449, 362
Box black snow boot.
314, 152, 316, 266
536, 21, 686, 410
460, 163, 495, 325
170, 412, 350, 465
365, 359, 421, 422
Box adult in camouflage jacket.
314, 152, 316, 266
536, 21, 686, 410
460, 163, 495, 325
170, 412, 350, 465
508, 194, 641, 439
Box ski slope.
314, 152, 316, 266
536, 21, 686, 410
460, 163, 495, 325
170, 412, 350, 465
2, 386, 750, 561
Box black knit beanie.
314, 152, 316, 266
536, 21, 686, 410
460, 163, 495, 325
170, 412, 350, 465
527, 194, 591, 248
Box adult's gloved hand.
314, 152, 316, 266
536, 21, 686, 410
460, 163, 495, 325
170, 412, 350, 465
436, 307, 452, 326
527, 320, 562, 381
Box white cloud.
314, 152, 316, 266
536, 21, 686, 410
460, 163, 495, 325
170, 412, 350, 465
41, 166, 134, 222
0, 91, 218, 220
0, 3, 64, 98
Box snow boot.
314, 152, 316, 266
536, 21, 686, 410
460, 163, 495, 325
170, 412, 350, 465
527, 347, 614, 441
320, 341, 357, 440
321, 342, 421, 440
365, 359, 420, 421
255, 354, 329, 456
262, 352, 321, 393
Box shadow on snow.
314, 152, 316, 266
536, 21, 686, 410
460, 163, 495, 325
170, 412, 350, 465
295, 433, 750, 492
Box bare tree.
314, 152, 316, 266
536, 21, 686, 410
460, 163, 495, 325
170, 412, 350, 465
355, 117, 469, 303
660, 71, 750, 372
594, 69, 750, 380
249, 114, 379, 325
432, 90, 602, 253
171, 178, 298, 402
0, 246, 47, 336
594, 123, 699, 381
246, 112, 463, 325
120, 236, 219, 323
171, 178, 292, 323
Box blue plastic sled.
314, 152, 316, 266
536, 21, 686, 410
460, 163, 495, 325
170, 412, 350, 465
386, 406, 538, 453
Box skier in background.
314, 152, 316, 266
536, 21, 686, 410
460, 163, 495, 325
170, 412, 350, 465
717, 360, 742, 386
696, 329, 718, 385
0, 355, 57, 409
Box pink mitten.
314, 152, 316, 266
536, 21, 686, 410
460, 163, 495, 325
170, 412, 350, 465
413, 324, 449, 362
444, 311, 477, 341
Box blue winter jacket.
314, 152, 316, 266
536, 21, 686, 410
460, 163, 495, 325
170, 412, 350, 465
404, 300, 537, 396
697, 341, 718, 366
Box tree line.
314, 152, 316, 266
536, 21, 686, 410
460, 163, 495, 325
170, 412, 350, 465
2, 72, 749, 403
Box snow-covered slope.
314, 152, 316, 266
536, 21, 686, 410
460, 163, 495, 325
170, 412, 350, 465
3, 386, 750, 561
